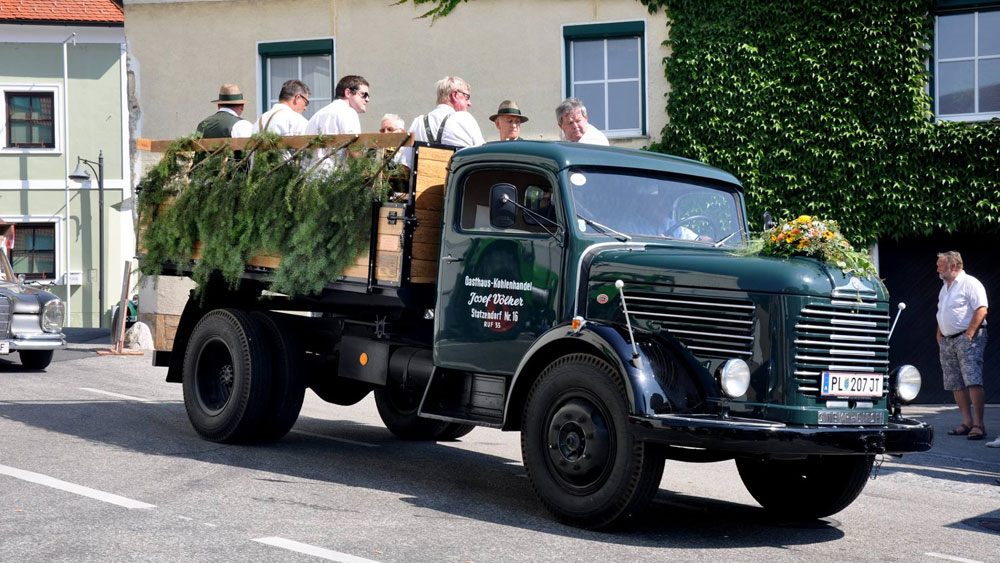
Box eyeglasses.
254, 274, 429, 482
353, 89, 371, 101
297, 94, 310, 107
456, 90, 471, 100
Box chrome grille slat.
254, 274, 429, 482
624, 292, 756, 359
794, 298, 890, 398
0, 295, 11, 340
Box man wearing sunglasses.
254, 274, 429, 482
305, 75, 371, 170
401, 76, 485, 168
252, 79, 311, 135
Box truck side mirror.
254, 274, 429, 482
490, 183, 517, 229
762, 211, 777, 230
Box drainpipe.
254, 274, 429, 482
62, 33, 75, 326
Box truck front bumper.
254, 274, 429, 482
629, 413, 933, 456
8, 333, 66, 351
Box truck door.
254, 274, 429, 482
434, 166, 563, 374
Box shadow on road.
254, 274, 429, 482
0, 398, 846, 546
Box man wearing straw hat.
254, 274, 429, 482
196, 83, 252, 138
490, 100, 528, 141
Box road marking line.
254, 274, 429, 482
292, 430, 379, 448
79, 387, 152, 403
925, 553, 984, 563
253, 537, 380, 562
0, 464, 155, 510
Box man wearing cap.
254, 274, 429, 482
252, 79, 311, 135
196, 83, 253, 138
555, 97, 609, 146
490, 100, 528, 141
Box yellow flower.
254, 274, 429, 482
795, 215, 812, 223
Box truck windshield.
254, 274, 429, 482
568, 167, 745, 246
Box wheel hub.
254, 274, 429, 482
546, 398, 611, 487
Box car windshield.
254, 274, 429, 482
568, 167, 745, 246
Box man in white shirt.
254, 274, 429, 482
305, 75, 370, 170
935, 251, 990, 440
402, 76, 485, 167
556, 97, 609, 146
252, 79, 310, 136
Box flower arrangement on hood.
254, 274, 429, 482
751, 215, 878, 277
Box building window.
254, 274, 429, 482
5, 92, 55, 148
564, 21, 645, 138
10, 223, 56, 280
935, 7, 1000, 120
259, 39, 334, 121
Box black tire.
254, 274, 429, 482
374, 385, 470, 441
250, 312, 306, 442
19, 350, 53, 370
182, 309, 273, 443
736, 454, 874, 519
520, 354, 665, 529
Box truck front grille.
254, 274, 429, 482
0, 294, 11, 339
625, 292, 755, 359
793, 295, 890, 397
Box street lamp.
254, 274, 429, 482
69, 151, 104, 328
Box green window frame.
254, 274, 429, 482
564, 21, 646, 137
933, 1, 1000, 120
10, 223, 56, 280
5, 92, 55, 148
259, 39, 334, 121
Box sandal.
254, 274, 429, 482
947, 424, 971, 435
968, 425, 986, 440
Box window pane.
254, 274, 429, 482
574, 83, 606, 130
269, 56, 299, 105
302, 55, 332, 120
980, 58, 1000, 112
9, 96, 30, 119
38, 95, 53, 118
980, 11, 1000, 56
33, 229, 55, 250
607, 37, 639, 80
938, 13, 974, 59
938, 61, 975, 114
573, 40, 605, 82
607, 81, 640, 130
9, 123, 29, 144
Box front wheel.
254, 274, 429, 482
736, 454, 874, 519
521, 354, 664, 529
19, 350, 54, 370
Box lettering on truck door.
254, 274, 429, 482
434, 167, 563, 374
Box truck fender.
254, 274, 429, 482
502, 321, 710, 431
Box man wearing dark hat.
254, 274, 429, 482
196, 83, 253, 138
490, 100, 528, 141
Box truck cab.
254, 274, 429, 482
150, 139, 932, 529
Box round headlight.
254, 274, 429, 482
895, 364, 921, 403
718, 359, 751, 398
41, 300, 65, 333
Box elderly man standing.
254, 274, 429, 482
305, 75, 370, 169
936, 251, 990, 440
402, 76, 485, 166
490, 100, 528, 141
556, 97, 608, 146
252, 79, 310, 135
197, 83, 253, 138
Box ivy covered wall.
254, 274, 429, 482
642, 0, 1000, 244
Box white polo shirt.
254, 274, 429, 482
936, 270, 989, 337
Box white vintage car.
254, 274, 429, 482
0, 249, 66, 369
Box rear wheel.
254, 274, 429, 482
182, 309, 272, 443
19, 350, 54, 370
250, 312, 306, 442
736, 454, 874, 519
374, 385, 473, 441
521, 354, 665, 529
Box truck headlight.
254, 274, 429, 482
41, 300, 65, 333
718, 359, 751, 398
894, 364, 921, 403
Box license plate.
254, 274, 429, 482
818, 411, 885, 425
821, 372, 884, 397
0, 340, 8, 355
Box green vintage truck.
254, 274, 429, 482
149, 140, 933, 529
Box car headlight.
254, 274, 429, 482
41, 300, 65, 333
718, 358, 751, 398
894, 364, 921, 403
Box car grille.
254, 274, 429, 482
624, 292, 755, 359
793, 294, 890, 397
0, 294, 11, 339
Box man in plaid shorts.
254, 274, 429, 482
936, 251, 989, 440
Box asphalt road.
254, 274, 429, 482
1, 346, 998, 562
